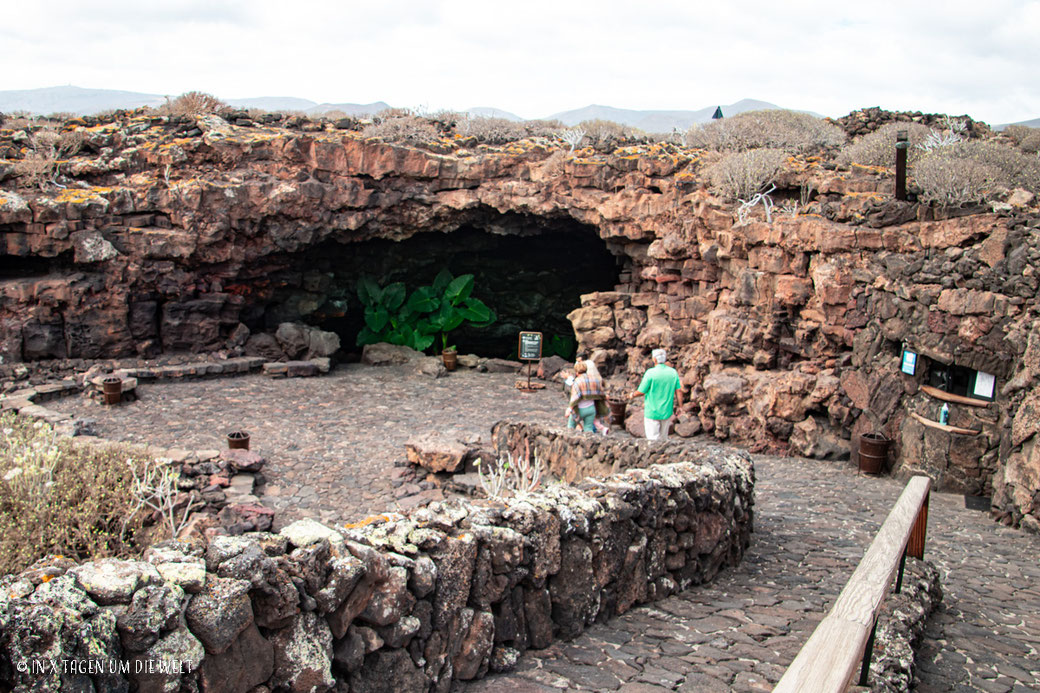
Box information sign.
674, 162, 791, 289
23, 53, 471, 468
518, 331, 543, 361
900, 349, 918, 376
972, 371, 996, 400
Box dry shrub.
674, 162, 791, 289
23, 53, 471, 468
579, 119, 643, 149
360, 115, 440, 144
1017, 132, 1040, 154
57, 129, 88, 157
13, 151, 55, 189
1003, 124, 1038, 146
164, 91, 227, 117
686, 109, 845, 153
374, 107, 412, 120
705, 148, 788, 199
459, 116, 527, 144
912, 155, 998, 205
929, 140, 1040, 193
522, 119, 564, 138
12, 127, 61, 189
0, 413, 150, 575
837, 122, 932, 167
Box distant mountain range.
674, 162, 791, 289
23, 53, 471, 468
545, 99, 794, 131
0, 88, 796, 132
0, 86, 393, 119
5, 86, 1033, 133
1000, 117, 1040, 130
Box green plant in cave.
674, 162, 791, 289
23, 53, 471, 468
423, 269, 496, 353
354, 270, 496, 354
544, 333, 577, 360
355, 276, 438, 352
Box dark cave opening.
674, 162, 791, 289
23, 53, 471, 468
246, 219, 622, 359
0, 250, 75, 280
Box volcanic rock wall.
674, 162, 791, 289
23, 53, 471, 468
0, 448, 754, 692
2, 113, 1039, 529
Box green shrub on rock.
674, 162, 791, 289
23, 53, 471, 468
705, 148, 788, 200
912, 140, 1040, 203
685, 110, 845, 153
0, 413, 150, 575
837, 122, 933, 168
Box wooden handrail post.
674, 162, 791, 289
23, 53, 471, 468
907, 490, 929, 560
773, 476, 932, 693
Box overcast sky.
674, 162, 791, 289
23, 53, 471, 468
4, 0, 1039, 124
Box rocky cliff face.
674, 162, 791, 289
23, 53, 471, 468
2, 111, 1039, 530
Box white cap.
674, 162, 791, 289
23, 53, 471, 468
652, 348, 667, 364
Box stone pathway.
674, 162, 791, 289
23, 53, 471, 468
461, 456, 1040, 692
48, 364, 1040, 691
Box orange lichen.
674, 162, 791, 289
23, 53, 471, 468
54, 187, 114, 204
341, 514, 392, 530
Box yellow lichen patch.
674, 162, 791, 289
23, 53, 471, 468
54, 186, 115, 204
846, 191, 886, 201
850, 163, 890, 175
341, 514, 392, 530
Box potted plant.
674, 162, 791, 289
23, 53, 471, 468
441, 341, 458, 371
423, 270, 495, 368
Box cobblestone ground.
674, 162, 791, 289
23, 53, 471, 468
49, 365, 1040, 691
50, 365, 565, 524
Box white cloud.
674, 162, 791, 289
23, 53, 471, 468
2, 0, 1038, 123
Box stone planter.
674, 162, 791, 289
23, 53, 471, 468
442, 350, 458, 371
227, 430, 251, 450
101, 377, 122, 405
607, 399, 627, 427
858, 432, 890, 475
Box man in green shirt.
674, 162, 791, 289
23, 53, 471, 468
629, 348, 683, 441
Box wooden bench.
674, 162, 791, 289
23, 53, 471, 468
773, 475, 931, 692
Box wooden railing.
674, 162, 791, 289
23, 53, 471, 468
773, 475, 931, 692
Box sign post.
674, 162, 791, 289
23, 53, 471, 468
517, 331, 543, 392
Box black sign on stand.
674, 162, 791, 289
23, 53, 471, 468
518, 331, 543, 361
517, 331, 543, 391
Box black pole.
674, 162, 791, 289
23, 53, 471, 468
895, 130, 908, 201
859, 617, 879, 686
895, 549, 907, 594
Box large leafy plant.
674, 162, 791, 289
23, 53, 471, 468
354, 270, 495, 354
424, 269, 495, 352
355, 277, 437, 352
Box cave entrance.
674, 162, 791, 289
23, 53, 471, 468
251, 217, 621, 359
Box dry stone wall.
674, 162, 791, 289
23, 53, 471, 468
0, 445, 754, 692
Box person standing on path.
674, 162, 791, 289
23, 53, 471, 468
567, 360, 606, 433
629, 348, 682, 441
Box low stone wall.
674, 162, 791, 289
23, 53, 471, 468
869, 558, 944, 692
491, 420, 739, 482
0, 448, 754, 693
